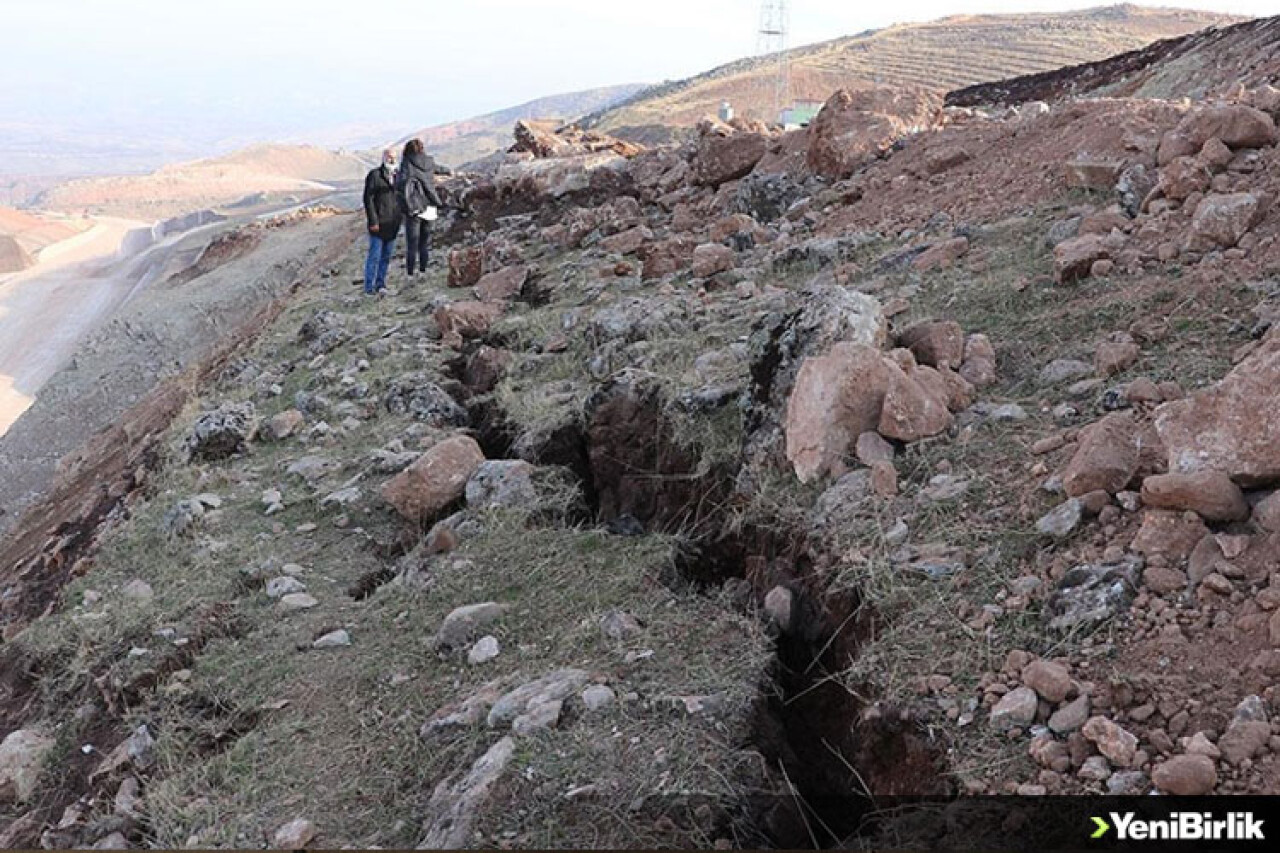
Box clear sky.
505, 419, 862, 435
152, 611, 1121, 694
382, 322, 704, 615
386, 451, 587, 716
0, 0, 1272, 165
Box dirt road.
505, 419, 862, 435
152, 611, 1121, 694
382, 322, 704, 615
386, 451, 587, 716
0, 217, 150, 434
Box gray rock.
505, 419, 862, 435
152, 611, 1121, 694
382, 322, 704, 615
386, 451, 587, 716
266, 577, 306, 599
1037, 499, 1084, 539
1049, 694, 1091, 734
599, 610, 642, 640
185, 402, 256, 462
511, 699, 564, 735
383, 375, 468, 427
312, 630, 351, 649
581, 685, 617, 712
990, 686, 1038, 730
1106, 771, 1149, 795
437, 603, 505, 649
488, 669, 590, 728
286, 456, 334, 483
278, 593, 318, 613
417, 737, 515, 849
1045, 558, 1141, 632
465, 461, 538, 510
467, 636, 500, 665
161, 499, 205, 539
0, 729, 54, 803
121, 579, 154, 603
1039, 359, 1093, 386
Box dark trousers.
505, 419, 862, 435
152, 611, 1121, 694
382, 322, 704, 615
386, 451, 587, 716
405, 217, 432, 275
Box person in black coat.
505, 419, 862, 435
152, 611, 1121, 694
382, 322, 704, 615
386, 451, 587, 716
362, 149, 403, 294
395, 138, 444, 277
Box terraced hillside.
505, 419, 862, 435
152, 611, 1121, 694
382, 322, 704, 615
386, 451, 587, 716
587, 5, 1239, 132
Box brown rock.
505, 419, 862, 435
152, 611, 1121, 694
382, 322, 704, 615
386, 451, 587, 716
785, 344, 891, 484
806, 86, 941, 179
855, 431, 894, 465
1082, 716, 1139, 767
1151, 755, 1217, 795
1054, 234, 1112, 285
474, 265, 528, 302
1021, 660, 1073, 704
1065, 158, 1124, 190
1095, 341, 1139, 378
1218, 720, 1270, 765
911, 237, 969, 273
1140, 471, 1249, 522
1185, 192, 1268, 252
448, 246, 484, 288
691, 243, 735, 278
640, 236, 696, 280
692, 124, 768, 187
878, 361, 953, 442
599, 226, 652, 255
435, 301, 504, 347
899, 320, 965, 369
1131, 510, 1210, 565
1158, 104, 1277, 165
959, 333, 997, 388
1155, 329, 1280, 486
1062, 412, 1140, 497
1157, 156, 1211, 201
870, 460, 898, 498
1144, 566, 1189, 595
264, 409, 305, 441
381, 436, 485, 524
1253, 491, 1280, 532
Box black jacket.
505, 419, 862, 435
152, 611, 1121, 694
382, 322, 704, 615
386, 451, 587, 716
395, 150, 444, 214
363, 165, 403, 236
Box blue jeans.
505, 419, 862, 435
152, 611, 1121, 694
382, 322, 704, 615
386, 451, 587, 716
364, 234, 396, 292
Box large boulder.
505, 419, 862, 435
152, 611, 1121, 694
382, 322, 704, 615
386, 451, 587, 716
1140, 470, 1249, 522
1158, 104, 1278, 165
806, 87, 942, 179
1155, 330, 1280, 486
435, 300, 504, 348
1184, 192, 1268, 252
381, 435, 485, 524
1062, 413, 1140, 497
692, 122, 768, 187
474, 265, 528, 302
785, 344, 891, 483
0, 729, 53, 803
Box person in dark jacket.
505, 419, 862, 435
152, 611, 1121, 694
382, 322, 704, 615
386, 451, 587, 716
362, 149, 402, 294
395, 138, 444, 278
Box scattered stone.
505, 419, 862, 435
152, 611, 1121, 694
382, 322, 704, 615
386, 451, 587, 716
1021, 660, 1073, 703
1046, 559, 1140, 632
990, 686, 1038, 730
1037, 499, 1084, 539
581, 685, 617, 712
1082, 716, 1139, 767
600, 610, 642, 640
1062, 412, 1139, 497
266, 576, 306, 599
1141, 470, 1249, 521
278, 593, 318, 613
121, 579, 154, 603
273, 818, 317, 849
264, 409, 305, 441
1151, 755, 1217, 795
468, 636, 501, 665
764, 586, 794, 633
488, 669, 590, 728
1049, 695, 1091, 734
437, 603, 505, 650
855, 431, 894, 465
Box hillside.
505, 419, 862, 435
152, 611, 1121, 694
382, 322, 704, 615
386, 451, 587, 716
403, 84, 647, 167
8, 9, 1280, 850
0, 207, 88, 265
586, 5, 1240, 133
35, 145, 371, 221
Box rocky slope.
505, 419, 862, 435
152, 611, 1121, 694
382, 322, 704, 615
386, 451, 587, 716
585, 5, 1237, 135
5, 12, 1280, 850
